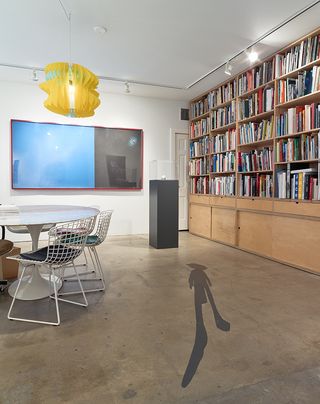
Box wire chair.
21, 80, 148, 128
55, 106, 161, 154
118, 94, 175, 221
7, 216, 95, 326
63, 210, 113, 294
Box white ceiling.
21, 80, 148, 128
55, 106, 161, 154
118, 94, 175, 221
1, 0, 320, 100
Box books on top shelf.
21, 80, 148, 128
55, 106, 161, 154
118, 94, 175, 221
238, 59, 274, 96
275, 33, 320, 77
190, 116, 210, 138
189, 156, 210, 176
211, 152, 235, 173
275, 132, 319, 162
277, 168, 319, 200
238, 147, 273, 172
211, 100, 236, 130
277, 66, 320, 104
210, 175, 235, 196
240, 174, 273, 198
213, 129, 236, 153
190, 96, 209, 119
208, 79, 236, 108
276, 103, 320, 136
239, 117, 274, 145
191, 176, 209, 194
238, 86, 274, 120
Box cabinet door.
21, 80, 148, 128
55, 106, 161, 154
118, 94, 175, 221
211, 207, 236, 246
272, 215, 320, 273
189, 204, 211, 238
238, 211, 272, 256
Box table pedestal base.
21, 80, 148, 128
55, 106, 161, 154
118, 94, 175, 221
8, 267, 62, 300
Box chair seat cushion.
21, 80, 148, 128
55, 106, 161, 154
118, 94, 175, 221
20, 245, 81, 263
0, 240, 14, 256
86, 235, 100, 245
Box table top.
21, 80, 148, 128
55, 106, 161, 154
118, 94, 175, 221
0, 205, 99, 226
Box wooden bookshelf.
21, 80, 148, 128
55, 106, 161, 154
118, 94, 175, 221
188, 26, 320, 274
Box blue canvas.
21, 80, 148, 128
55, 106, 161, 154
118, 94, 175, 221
12, 121, 95, 188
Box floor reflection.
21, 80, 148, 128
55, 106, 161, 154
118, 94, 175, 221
182, 263, 230, 388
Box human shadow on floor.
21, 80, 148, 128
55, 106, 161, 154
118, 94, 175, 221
181, 263, 230, 388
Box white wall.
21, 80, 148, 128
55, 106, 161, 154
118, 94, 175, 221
0, 81, 188, 241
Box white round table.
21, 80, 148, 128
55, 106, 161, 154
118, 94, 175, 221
0, 205, 99, 300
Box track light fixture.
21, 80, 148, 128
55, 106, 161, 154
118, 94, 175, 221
224, 61, 232, 76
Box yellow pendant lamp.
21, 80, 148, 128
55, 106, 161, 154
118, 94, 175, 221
40, 62, 100, 118
39, 6, 100, 118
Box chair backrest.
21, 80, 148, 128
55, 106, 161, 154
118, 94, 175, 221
45, 216, 96, 264
94, 210, 113, 245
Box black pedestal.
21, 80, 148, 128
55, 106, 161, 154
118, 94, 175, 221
149, 180, 179, 249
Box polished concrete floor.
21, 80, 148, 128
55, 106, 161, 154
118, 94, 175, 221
1, 232, 320, 404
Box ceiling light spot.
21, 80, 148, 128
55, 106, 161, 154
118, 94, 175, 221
248, 51, 258, 63
93, 26, 107, 34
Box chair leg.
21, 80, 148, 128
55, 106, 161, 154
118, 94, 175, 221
52, 262, 88, 307
8, 265, 61, 326
92, 247, 106, 290
58, 247, 105, 295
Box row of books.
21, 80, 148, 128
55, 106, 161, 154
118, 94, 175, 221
239, 174, 273, 198
238, 87, 274, 120
211, 152, 235, 173
276, 103, 320, 136
210, 175, 235, 196
190, 117, 210, 139
213, 129, 236, 153
276, 168, 319, 200
190, 176, 209, 194
208, 80, 236, 108
238, 60, 274, 96
188, 157, 210, 176
274, 34, 320, 77
277, 67, 320, 104
239, 117, 274, 145
275, 134, 319, 162
190, 97, 209, 119
189, 136, 211, 157
238, 148, 273, 172
211, 101, 236, 130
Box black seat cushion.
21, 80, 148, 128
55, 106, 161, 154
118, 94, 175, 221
0, 239, 13, 256
20, 245, 81, 263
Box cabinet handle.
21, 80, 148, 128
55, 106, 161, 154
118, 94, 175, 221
238, 227, 240, 230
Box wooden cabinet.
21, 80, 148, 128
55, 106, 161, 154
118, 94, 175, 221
272, 215, 320, 273
238, 211, 272, 256
189, 194, 211, 205
237, 198, 273, 212
273, 200, 320, 218
211, 207, 236, 246
189, 204, 211, 238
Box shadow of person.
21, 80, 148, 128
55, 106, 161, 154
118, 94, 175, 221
181, 263, 230, 388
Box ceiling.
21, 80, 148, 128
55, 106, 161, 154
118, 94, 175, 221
1, 0, 320, 100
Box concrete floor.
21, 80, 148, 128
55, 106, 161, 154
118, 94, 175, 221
1, 232, 320, 404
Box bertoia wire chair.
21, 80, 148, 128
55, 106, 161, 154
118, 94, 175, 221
62, 210, 113, 294
7, 216, 95, 326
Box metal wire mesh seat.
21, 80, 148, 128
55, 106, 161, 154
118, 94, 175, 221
7, 216, 96, 326
63, 210, 113, 294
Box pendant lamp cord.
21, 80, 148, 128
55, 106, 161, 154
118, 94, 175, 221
58, 0, 72, 62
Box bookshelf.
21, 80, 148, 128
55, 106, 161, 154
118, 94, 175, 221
188, 27, 320, 274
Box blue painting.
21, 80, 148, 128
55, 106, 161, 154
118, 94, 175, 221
12, 121, 95, 188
